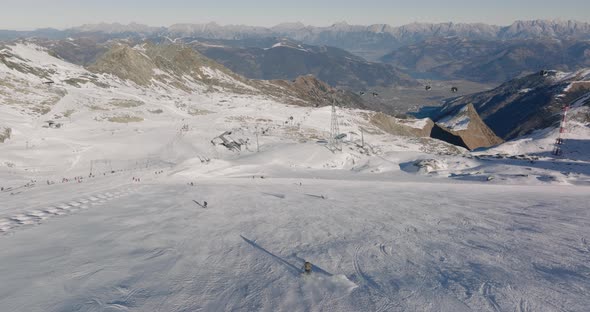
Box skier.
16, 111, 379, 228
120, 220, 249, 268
303, 261, 312, 274
203, 201, 208, 208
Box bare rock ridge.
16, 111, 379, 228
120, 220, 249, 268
433, 104, 503, 150
87, 42, 363, 108
372, 104, 503, 150
268, 75, 363, 108
371, 113, 435, 138
89, 44, 155, 86
88, 43, 255, 93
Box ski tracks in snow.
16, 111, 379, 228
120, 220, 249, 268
0, 186, 142, 235
480, 282, 501, 312
518, 298, 531, 312
352, 245, 400, 312
378, 243, 389, 256
581, 237, 590, 253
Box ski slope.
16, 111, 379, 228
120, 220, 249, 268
0, 173, 589, 311
1, 42, 589, 311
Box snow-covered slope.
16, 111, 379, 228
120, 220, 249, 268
0, 42, 457, 179
1, 42, 589, 312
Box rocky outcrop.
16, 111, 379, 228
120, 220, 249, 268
266, 75, 363, 108
88, 44, 155, 86
370, 106, 502, 150
434, 104, 503, 150
370, 113, 434, 137
88, 43, 257, 93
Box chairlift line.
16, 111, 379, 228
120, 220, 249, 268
421, 82, 457, 93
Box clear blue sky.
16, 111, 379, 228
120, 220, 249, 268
3, 0, 590, 30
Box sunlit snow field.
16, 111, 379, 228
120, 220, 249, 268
1, 170, 589, 311
0, 43, 589, 312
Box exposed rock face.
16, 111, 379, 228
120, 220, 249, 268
371, 105, 502, 150
267, 75, 363, 108
89, 44, 156, 86
370, 113, 434, 137
88, 43, 268, 94
433, 104, 503, 150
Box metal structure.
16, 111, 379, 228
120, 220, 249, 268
328, 100, 341, 152
211, 130, 243, 152
552, 105, 570, 156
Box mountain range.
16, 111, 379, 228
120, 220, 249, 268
192, 38, 416, 90
382, 37, 590, 82
3, 20, 590, 61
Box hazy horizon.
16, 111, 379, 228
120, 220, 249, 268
2, 0, 590, 31
5, 19, 590, 32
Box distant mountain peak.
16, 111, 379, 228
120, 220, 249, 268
72, 22, 161, 34
330, 21, 352, 29
272, 22, 306, 30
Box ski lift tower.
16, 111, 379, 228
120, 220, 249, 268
328, 99, 341, 152
552, 104, 570, 156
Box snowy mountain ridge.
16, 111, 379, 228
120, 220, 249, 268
0, 41, 590, 312
0, 42, 458, 178
0, 42, 588, 188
